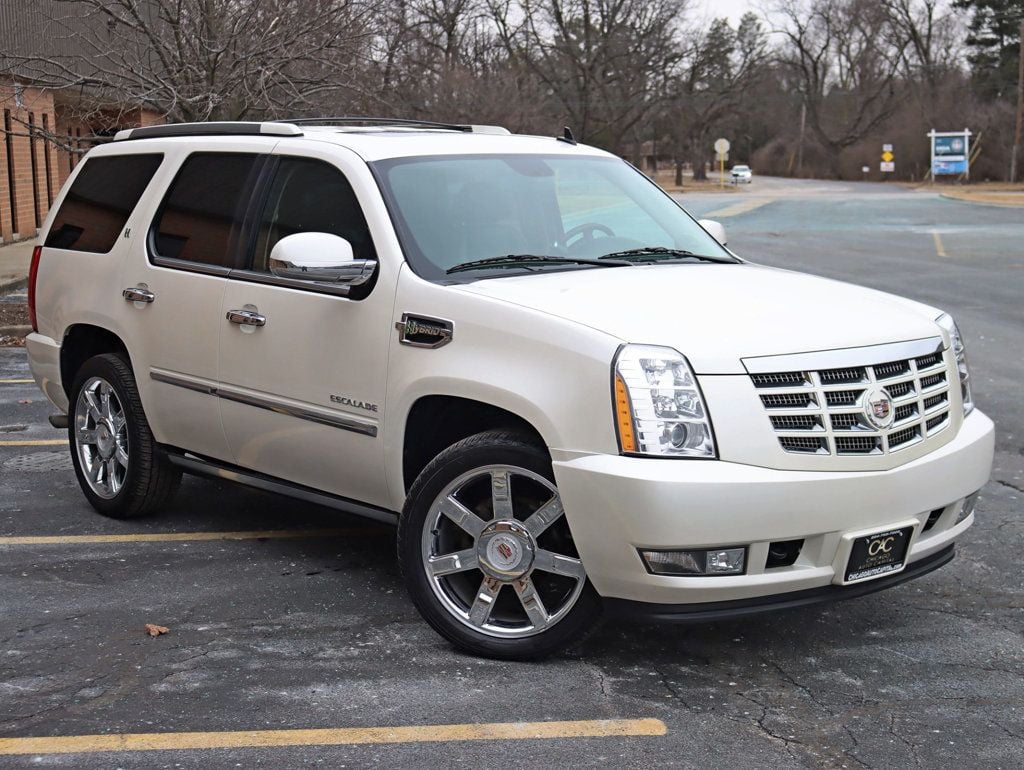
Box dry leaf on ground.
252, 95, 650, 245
144, 623, 169, 637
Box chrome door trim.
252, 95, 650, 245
150, 368, 217, 395
216, 385, 378, 437
149, 369, 378, 438
742, 337, 945, 375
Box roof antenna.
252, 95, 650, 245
558, 126, 577, 146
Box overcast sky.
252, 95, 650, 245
694, 0, 760, 24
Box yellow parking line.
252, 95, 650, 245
702, 198, 775, 218
0, 718, 666, 756
931, 230, 948, 258
0, 438, 67, 446
0, 528, 388, 546
0, 378, 34, 384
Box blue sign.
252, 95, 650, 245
933, 136, 966, 157
933, 158, 968, 175
928, 129, 971, 177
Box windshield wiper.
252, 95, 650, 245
446, 254, 632, 274
597, 247, 733, 264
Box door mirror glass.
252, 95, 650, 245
698, 219, 727, 246
268, 232, 376, 286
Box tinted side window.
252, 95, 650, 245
152, 153, 263, 267
45, 154, 163, 253
251, 157, 376, 272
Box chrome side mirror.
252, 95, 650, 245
698, 219, 727, 246
269, 232, 375, 287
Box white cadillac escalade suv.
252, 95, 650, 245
25, 119, 994, 659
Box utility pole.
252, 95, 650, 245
1012, 22, 1024, 184
796, 101, 806, 177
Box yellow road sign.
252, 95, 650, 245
881, 150, 894, 162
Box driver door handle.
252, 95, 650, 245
122, 287, 155, 303
226, 308, 266, 327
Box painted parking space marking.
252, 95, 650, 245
702, 197, 775, 218
0, 378, 34, 384
0, 718, 667, 755
0, 438, 68, 446
0, 528, 390, 546
931, 230, 948, 258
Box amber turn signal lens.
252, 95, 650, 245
614, 374, 636, 453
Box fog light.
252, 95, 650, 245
640, 547, 746, 576
956, 491, 980, 525
706, 548, 746, 574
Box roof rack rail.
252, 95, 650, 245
272, 116, 473, 133
114, 121, 303, 142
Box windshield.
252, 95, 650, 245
371, 154, 734, 280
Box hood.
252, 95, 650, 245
453, 263, 943, 373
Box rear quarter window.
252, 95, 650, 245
45, 154, 163, 253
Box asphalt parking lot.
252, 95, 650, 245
1, 178, 1022, 768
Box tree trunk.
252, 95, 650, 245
674, 160, 684, 187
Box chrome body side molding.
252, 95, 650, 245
150, 368, 378, 437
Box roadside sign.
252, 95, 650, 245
880, 161, 895, 172
881, 150, 894, 162
928, 129, 971, 178
882, 143, 893, 153
714, 138, 730, 189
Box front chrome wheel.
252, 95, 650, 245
421, 464, 587, 639
74, 376, 129, 499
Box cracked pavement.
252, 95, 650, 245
1, 178, 1022, 767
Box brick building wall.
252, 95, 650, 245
0, 80, 163, 244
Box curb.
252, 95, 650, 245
0, 277, 28, 295
0, 325, 30, 336
939, 192, 1024, 209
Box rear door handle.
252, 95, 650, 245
122, 287, 155, 303
226, 308, 266, 327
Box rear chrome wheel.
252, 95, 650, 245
68, 353, 180, 519
400, 431, 601, 659
74, 376, 129, 499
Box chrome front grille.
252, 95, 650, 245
751, 349, 951, 456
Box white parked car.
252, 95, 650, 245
731, 164, 753, 183
26, 119, 993, 659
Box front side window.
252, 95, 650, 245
373, 154, 734, 281
45, 154, 163, 253
151, 153, 264, 268
250, 157, 376, 273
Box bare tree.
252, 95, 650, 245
773, 0, 904, 176
492, 0, 685, 153
666, 12, 768, 182
882, 0, 963, 123
4, 0, 375, 124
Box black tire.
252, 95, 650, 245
68, 353, 181, 519
398, 430, 602, 660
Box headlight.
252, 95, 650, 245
613, 344, 716, 458
936, 313, 973, 415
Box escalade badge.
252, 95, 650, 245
395, 313, 454, 349
862, 386, 895, 430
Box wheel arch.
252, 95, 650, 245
401, 394, 547, 494
60, 324, 131, 398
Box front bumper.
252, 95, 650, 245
552, 410, 994, 605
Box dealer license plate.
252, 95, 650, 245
845, 527, 913, 582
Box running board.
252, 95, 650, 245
165, 451, 398, 526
